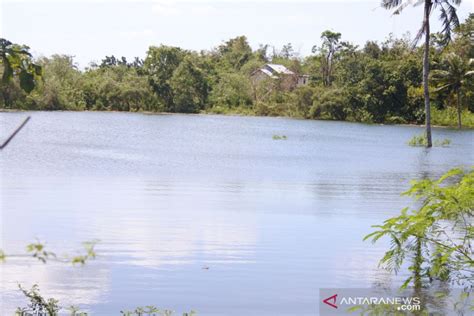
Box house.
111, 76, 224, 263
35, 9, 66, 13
250, 64, 309, 90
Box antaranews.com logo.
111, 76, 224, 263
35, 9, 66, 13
320, 290, 421, 315
319, 288, 473, 315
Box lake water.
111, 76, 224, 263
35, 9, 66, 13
0, 111, 472, 315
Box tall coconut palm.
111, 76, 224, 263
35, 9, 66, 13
381, 0, 462, 147
431, 54, 474, 128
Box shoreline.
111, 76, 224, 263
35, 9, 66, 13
0, 108, 471, 130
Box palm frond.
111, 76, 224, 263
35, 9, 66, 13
393, 0, 415, 14
413, 20, 427, 46
438, 5, 452, 46
437, 1, 460, 46
431, 69, 451, 77
434, 82, 454, 91
381, 0, 404, 10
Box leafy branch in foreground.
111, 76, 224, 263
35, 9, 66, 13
0, 38, 42, 93
120, 307, 196, 316
16, 284, 88, 316
0, 239, 99, 265
26, 240, 57, 263
15, 284, 61, 316
364, 168, 474, 290
16, 285, 196, 316
70, 240, 99, 265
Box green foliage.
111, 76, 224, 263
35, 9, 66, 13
407, 133, 451, 147
209, 72, 253, 108
31, 55, 84, 110
26, 240, 56, 264
169, 56, 209, 113
272, 135, 287, 140
16, 284, 61, 316
1, 14, 473, 127
120, 307, 196, 316
81, 65, 160, 112
1, 239, 99, 265
16, 283, 198, 315
347, 303, 406, 316
0, 38, 42, 109
431, 52, 474, 128
309, 87, 348, 121
71, 240, 99, 265
407, 134, 428, 147
66, 305, 89, 316
216, 36, 253, 71
431, 106, 474, 128
144, 45, 186, 111
364, 168, 474, 289
0, 38, 42, 94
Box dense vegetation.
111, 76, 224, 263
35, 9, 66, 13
1, 15, 472, 128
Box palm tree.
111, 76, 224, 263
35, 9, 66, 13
431, 54, 474, 128
381, 0, 462, 147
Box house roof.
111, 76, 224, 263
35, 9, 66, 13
259, 68, 278, 78
266, 64, 295, 75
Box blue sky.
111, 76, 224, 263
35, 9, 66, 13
1, 0, 472, 67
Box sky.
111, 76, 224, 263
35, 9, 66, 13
1, 0, 473, 67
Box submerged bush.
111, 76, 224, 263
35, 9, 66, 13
408, 133, 451, 147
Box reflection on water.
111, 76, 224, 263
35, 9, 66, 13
0, 112, 472, 315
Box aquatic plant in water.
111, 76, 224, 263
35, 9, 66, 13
407, 134, 451, 147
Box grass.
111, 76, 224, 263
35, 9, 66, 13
408, 134, 451, 147
272, 134, 287, 140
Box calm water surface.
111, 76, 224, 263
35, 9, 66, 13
0, 112, 472, 315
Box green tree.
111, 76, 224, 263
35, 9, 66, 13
209, 73, 253, 108
280, 43, 295, 59
169, 56, 208, 113
144, 45, 186, 111
431, 53, 474, 128
81, 65, 159, 112
382, 0, 462, 147
32, 55, 84, 110
312, 30, 342, 86
216, 36, 253, 71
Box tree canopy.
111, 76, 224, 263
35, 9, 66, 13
1, 16, 473, 128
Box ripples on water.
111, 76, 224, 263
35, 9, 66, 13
0, 112, 472, 315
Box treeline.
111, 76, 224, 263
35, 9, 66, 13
1, 14, 473, 126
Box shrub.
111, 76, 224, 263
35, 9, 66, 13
209, 73, 253, 108
407, 133, 451, 147
309, 88, 348, 121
